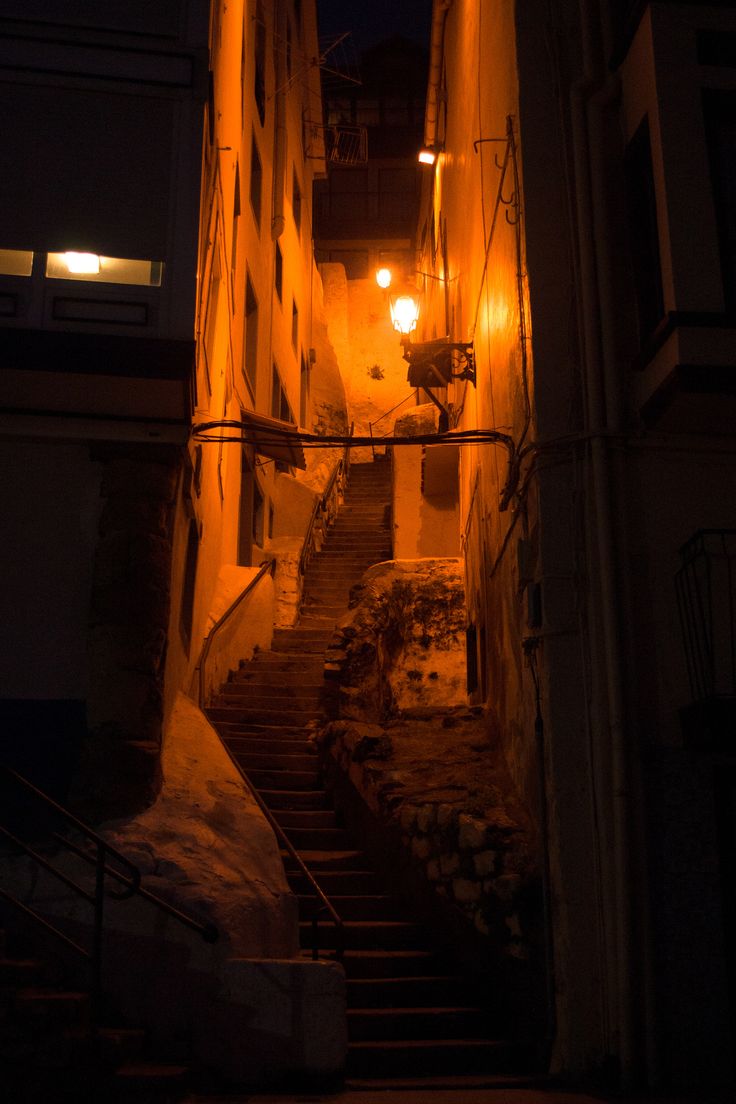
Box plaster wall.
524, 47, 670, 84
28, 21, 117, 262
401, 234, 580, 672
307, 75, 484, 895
321, 263, 416, 455
392, 445, 460, 559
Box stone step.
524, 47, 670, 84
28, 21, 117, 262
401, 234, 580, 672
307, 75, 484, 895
14, 989, 90, 1029
274, 809, 338, 829
231, 751, 319, 773
270, 638, 331, 655
286, 868, 382, 895
223, 736, 315, 757
347, 1037, 527, 1078
215, 692, 323, 711
347, 1005, 495, 1042
207, 705, 322, 726
297, 894, 404, 921
328, 949, 442, 979
286, 826, 353, 850
262, 788, 330, 810
346, 975, 471, 1009
226, 671, 325, 690
212, 721, 313, 740
249, 768, 322, 791
300, 920, 427, 951
282, 849, 372, 871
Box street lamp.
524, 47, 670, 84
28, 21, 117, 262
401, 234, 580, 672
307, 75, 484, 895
389, 292, 421, 338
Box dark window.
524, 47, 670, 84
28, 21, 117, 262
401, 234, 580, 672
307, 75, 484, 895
271, 363, 294, 423
704, 90, 736, 313
466, 625, 478, 695
231, 161, 241, 298
275, 242, 283, 302
254, 1, 266, 126
179, 520, 199, 653
238, 445, 254, 565
252, 481, 265, 546
300, 350, 310, 426
624, 117, 664, 342
291, 298, 298, 350
250, 134, 262, 229
292, 169, 302, 236
244, 272, 258, 391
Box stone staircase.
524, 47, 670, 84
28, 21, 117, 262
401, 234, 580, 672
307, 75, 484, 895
0, 922, 190, 1101
208, 458, 528, 1089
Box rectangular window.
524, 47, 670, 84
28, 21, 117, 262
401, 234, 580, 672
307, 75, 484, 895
250, 134, 262, 230
623, 117, 664, 342
300, 350, 310, 426
46, 253, 163, 286
244, 272, 258, 392
254, 0, 266, 126
231, 161, 241, 299
704, 90, 736, 313
292, 169, 302, 236
0, 248, 33, 276
274, 241, 283, 302
271, 363, 294, 424
291, 298, 298, 350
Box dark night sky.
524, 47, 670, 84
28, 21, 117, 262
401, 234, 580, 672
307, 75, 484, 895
317, 0, 433, 51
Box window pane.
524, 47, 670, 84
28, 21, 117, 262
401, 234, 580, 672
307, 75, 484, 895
0, 248, 33, 276
46, 253, 163, 286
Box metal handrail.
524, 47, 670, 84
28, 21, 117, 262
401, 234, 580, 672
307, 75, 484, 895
0, 765, 218, 1020
298, 422, 354, 578
197, 558, 277, 708
217, 745, 344, 961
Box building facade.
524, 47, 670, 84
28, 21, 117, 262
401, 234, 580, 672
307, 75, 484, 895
409, 0, 736, 1088
0, 0, 342, 814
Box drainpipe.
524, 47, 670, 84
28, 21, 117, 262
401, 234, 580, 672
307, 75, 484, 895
570, 1, 638, 1086
424, 0, 453, 153
272, 0, 286, 240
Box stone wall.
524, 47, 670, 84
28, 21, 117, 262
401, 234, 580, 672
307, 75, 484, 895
80, 442, 181, 817
325, 558, 467, 721
319, 710, 541, 1007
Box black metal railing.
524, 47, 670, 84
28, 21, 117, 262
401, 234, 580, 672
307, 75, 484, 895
298, 422, 353, 579
0, 765, 218, 1021
216, 746, 344, 962
196, 557, 345, 961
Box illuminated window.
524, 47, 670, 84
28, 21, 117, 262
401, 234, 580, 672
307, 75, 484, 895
0, 249, 33, 276
46, 253, 163, 286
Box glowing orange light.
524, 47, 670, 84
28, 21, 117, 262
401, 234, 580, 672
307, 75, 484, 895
418, 148, 436, 165
64, 251, 100, 275
390, 293, 420, 335
376, 267, 392, 289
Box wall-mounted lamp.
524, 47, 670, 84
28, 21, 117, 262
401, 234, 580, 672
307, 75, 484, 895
390, 293, 421, 337
375, 267, 392, 289
418, 148, 437, 165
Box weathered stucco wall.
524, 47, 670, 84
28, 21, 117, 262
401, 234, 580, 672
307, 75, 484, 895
0, 692, 347, 1083
321, 263, 415, 459
392, 405, 460, 558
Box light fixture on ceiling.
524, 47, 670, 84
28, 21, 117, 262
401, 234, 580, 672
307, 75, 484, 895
64, 251, 100, 275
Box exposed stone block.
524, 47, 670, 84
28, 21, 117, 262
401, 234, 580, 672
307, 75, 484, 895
439, 852, 460, 876
458, 814, 487, 850
473, 850, 498, 877
452, 877, 482, 904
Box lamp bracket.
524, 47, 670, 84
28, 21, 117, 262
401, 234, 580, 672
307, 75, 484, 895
403, 339, 476, 388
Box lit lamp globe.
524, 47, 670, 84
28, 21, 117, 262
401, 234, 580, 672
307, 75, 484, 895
390, 293, 420, 337
375, 267, 392, 289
